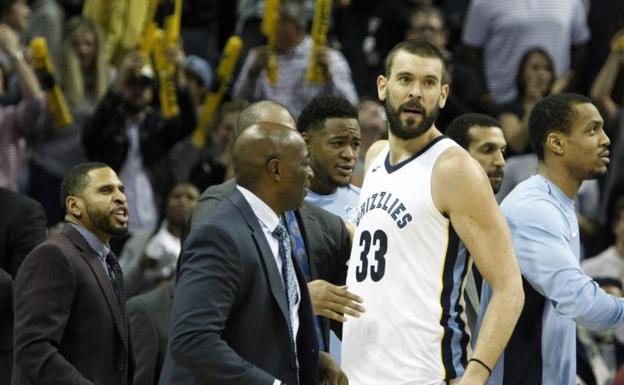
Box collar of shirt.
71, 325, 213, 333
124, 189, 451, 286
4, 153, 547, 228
237, 185, 281, 233
68, 222, 110, 262
536, 174, 575, 208
288, 35, 312, 58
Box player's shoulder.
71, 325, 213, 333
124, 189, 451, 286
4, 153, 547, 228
364, 140, 389, 174
502, 178, 569, 227
345, 184, 361, 195
433, 145, 482, 181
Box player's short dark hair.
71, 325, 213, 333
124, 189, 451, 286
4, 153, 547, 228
528, 93, 592, 160
297, 95, 358, 134
384, 39, 447, 80
445, 113, 500, 149
60, 162, 109, 211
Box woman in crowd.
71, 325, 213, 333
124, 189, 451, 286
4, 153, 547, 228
29, 16, 109, 226
497, 48, 556, 156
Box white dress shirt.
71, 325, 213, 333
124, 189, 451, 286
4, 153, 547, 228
237, 185, 301, 345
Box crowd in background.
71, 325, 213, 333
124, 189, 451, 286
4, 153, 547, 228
2, 0, 624, 384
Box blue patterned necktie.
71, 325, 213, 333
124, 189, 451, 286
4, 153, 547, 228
284, 211, 311, 282
284, 210, 325, 350
273, 221, 300, 367
273, 222, 300, 322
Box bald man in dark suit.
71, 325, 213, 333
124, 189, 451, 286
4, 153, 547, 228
162, 123, 333, 385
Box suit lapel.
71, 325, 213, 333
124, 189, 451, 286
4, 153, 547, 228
62, 225, 128, 351
297, 204, 320, 279
227, 191, 291, 328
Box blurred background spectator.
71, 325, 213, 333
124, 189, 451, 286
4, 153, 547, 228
120, 182, 198, 298
497, 48, 557, 157
232, 0, 357, 117
28, 16, 109, 226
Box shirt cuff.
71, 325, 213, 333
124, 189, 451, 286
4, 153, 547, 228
273, 380, 282, 385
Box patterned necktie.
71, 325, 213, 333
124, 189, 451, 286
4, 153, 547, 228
272, 223, 299, 316
105, 252, 128, 342
284, 210, 325, 350
284, 211, 311, 282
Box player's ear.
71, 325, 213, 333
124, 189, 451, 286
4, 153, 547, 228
377, 75, 388, 102
439, 83, 449, 108
266, 157, 281, 181
300, 132, 311, 146
546, 132, 565, 156
66, 195, 83, 218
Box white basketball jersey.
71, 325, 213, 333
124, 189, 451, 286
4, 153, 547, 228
342, 137, 471, 385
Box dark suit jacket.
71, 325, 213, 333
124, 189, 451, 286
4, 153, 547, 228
0, 188, 46, 366
189, 179, 351, 347
12, 224, 133, 385
128, 282, 173, 385
160, 189, 319, 385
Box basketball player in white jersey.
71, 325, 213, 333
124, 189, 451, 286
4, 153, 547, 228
341, 40, 524, 385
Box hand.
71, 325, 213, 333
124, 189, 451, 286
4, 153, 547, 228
344, 222, 356, 243
167, 45, 187, 87
611, 29, 624, 52
307, 280, 364, 322
317, 351, 348, 385
249, 46, 270, 77
115, 50, 147, 90
610, 29, 624, 63
315, 47, 331, 78
550, 71, 572, 95
166, 44, 185, 68
0, 25, 19, 57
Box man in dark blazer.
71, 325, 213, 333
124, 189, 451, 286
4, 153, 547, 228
190, 178, 354, 349
128, 280, 174, 385
161, 123, 342, 385
13, 162, 133, 385
0, 188, 47, 384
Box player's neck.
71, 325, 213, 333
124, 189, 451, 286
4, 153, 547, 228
309, 177, 338, 195
537, 162, 581, 200
387, 126, 442, 165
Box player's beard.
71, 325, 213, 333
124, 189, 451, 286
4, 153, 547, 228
385, 98, 439, 140
488, 168, 504, 194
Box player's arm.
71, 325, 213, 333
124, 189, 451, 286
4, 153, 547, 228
510, 201, 624, 329
432, 148, 524, 385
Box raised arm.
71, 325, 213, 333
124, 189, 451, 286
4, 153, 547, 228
432, 148, 524, 385
589, 30, 624, 126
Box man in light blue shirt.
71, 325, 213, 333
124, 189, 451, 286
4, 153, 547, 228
477, 93, 622, 385
298, 95, 361, 363
298, 95, 361, 222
